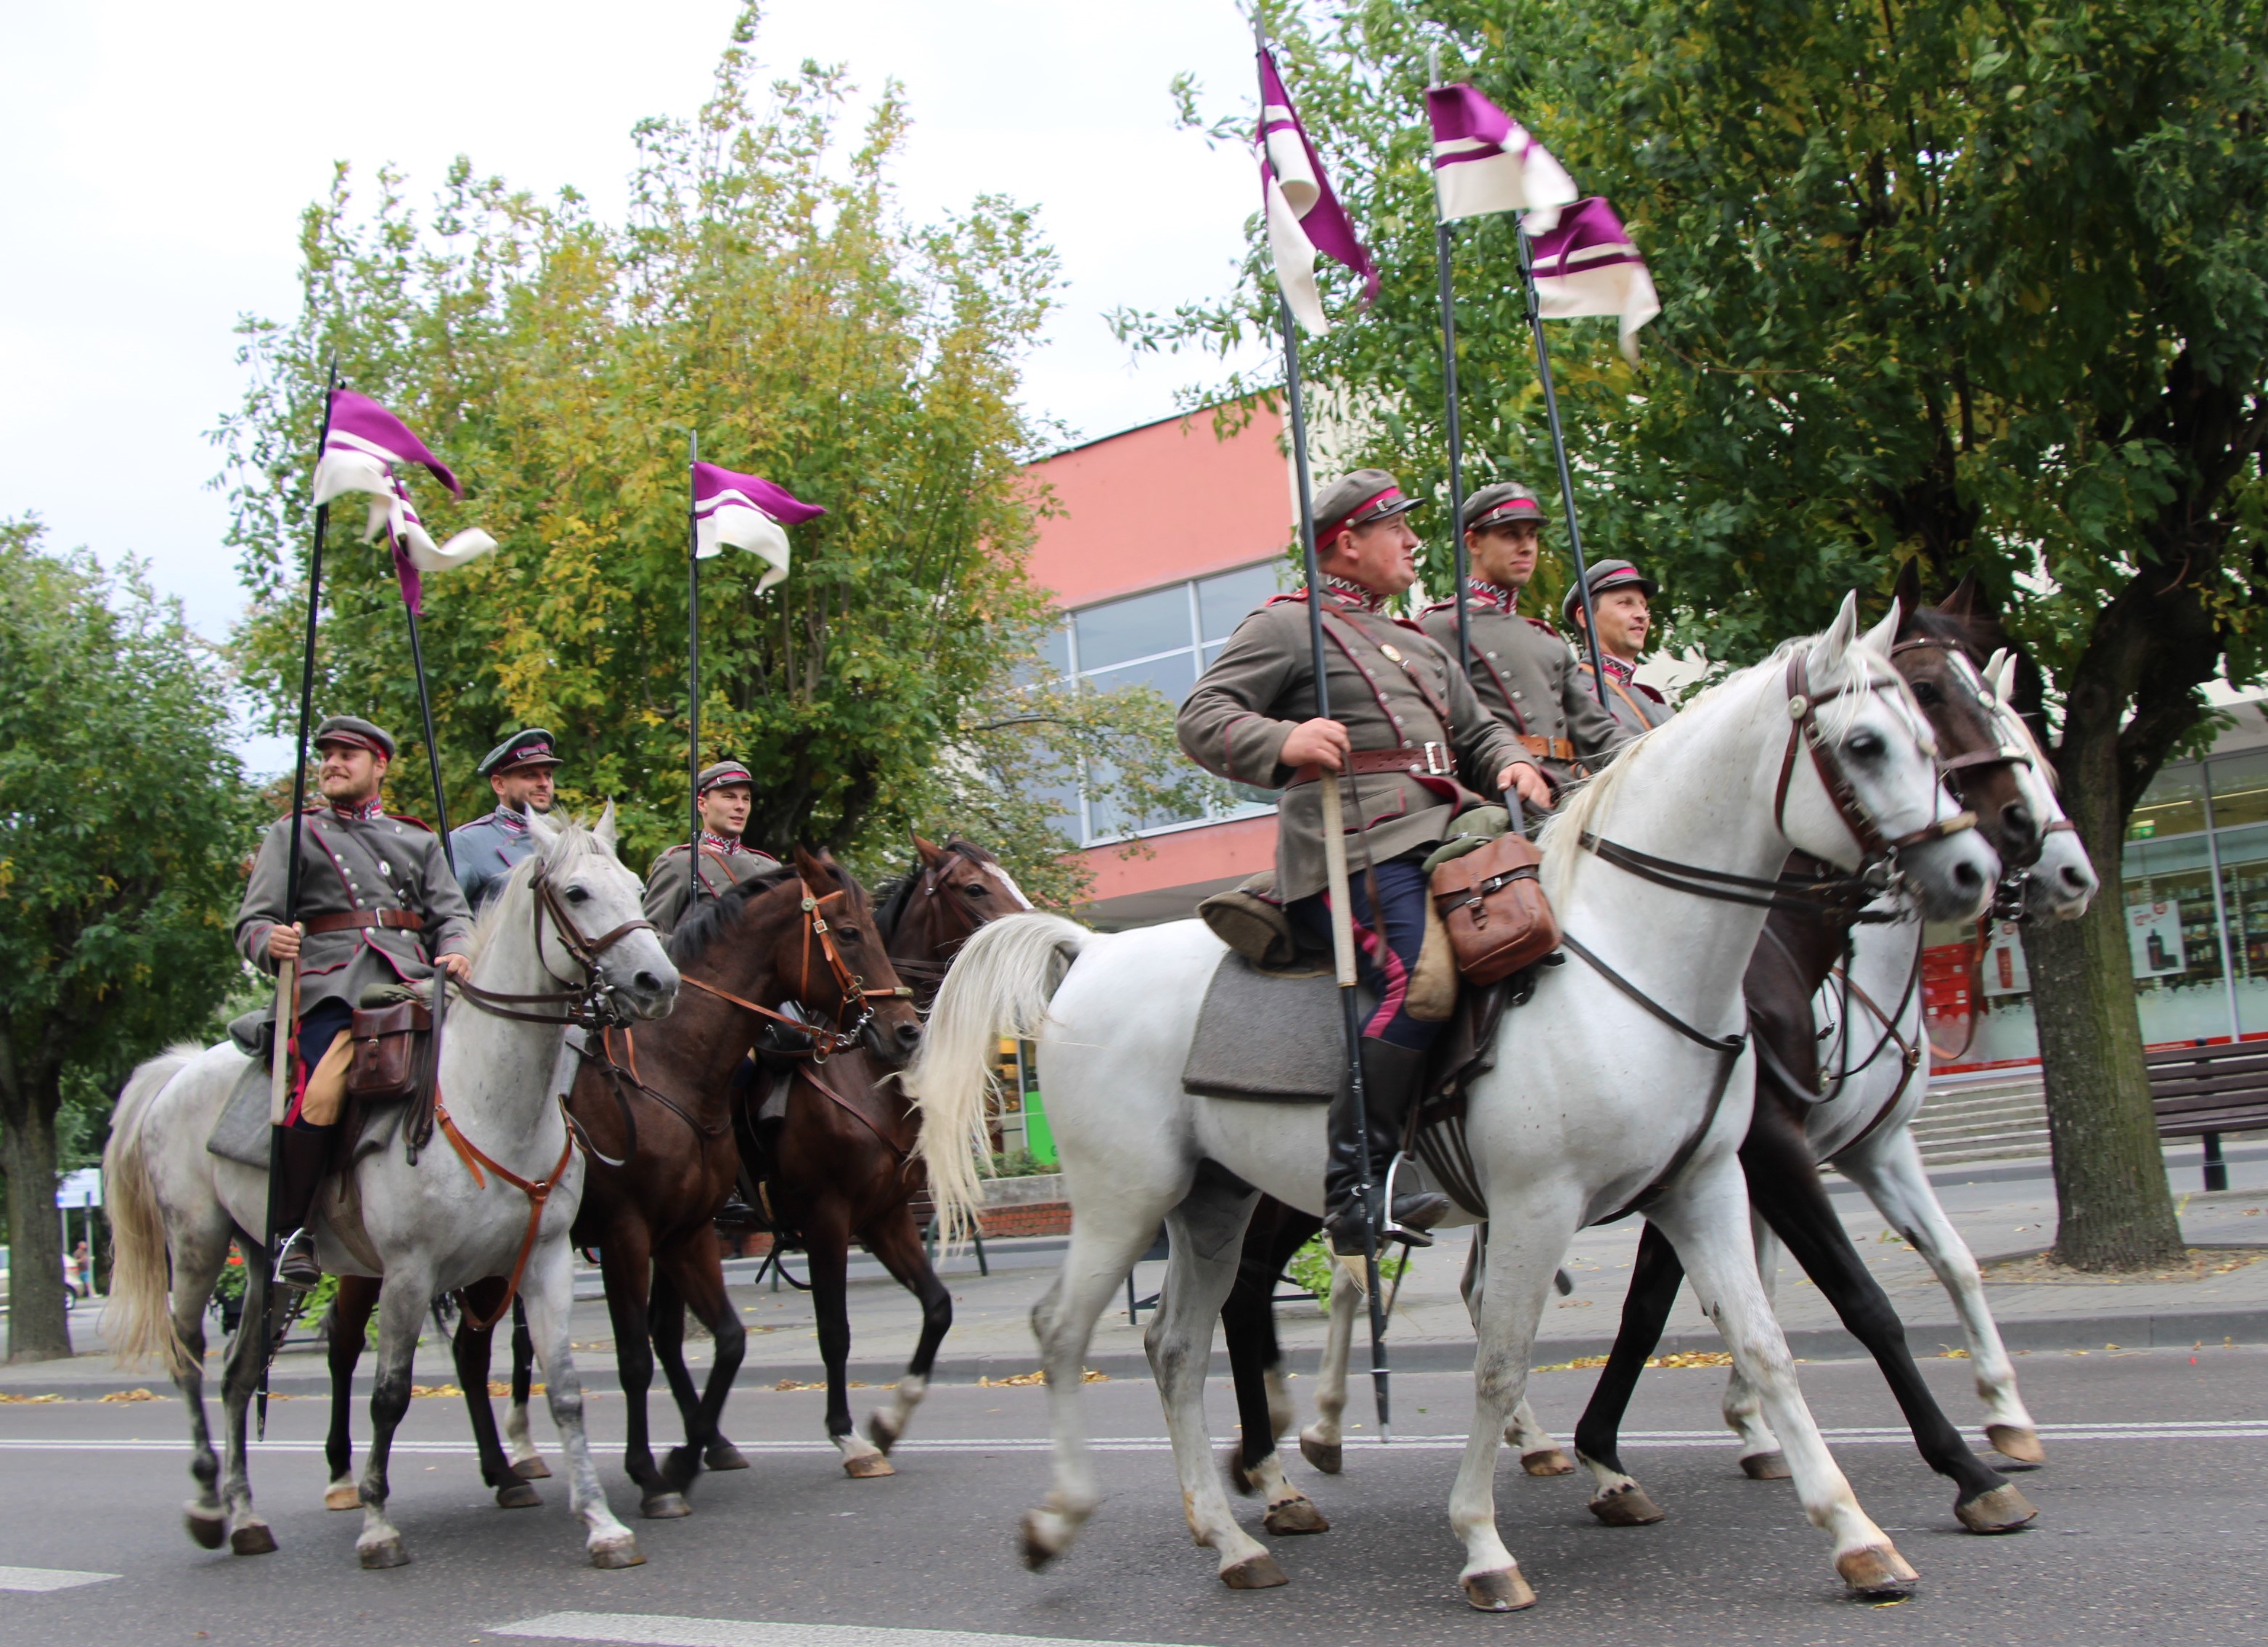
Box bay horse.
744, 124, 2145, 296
912, 598, 1999, 1606
103, 808, 677, 1568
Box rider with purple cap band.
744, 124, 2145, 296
1565, 559, 1676, 733
450, 727, 564, 911
642, 759, 781, 936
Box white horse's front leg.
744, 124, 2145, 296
1723, 1217, 1790, 1478
520, 1242, 641, 1568
356, 1266, 432, 1568
1652, 1156, 1917, 1597
1837, 1126, 2041, 1463
1298, 1269, 1358, 1474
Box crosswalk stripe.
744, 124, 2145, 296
491, 1612, 1195, 1647
0, 1566, 119, 1592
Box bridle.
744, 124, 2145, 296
885, 849, 995, 992
1771, 647, 1978, 864
677, 878, 913, 1061
451, 857, 658, 1029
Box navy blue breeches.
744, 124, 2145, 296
284, 997, 355, 1130
1288, 852, 1441, 1053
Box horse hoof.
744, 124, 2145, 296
229, 1519, 277, 1556
324, 1481, 362, 1512
1954, 1483, 2037, 1534
1462, 1567, 1537, 1611
1220, 1550, 1289, 1589
590, 1536, 645, 1570
1263, 1497, 1330, 1536
511, 1455, 552, 1481
705, 1442, 750, 1471
496, 1482, 542, 1510
1588, 1484, 1666, 1527
844, 1452, 897, 1479
184, 1505, 225, 1549
640, 1492, 690, 1519
357, 1534, 409, 1570
1739, 1450, 1792, 1481
1298, 1435, 1342, 1475
1986, 1424, 2047, 1468
1019, 1511, 1061, 1572
1835, 1542, 1918, 1595
1522, 1447, 1576, 1477
1222, 1447, 1257, 1496
865, 1418, 901, 1458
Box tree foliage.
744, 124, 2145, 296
0, 518, 256, 1359
218, 5, 1205, 900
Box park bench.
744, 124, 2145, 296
2147, 1039, 2268, 1192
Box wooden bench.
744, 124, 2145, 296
2147, 1040, 2268, 1191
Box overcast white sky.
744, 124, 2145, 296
0, 1, 1265, 671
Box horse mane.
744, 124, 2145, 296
666, 866, 796, 969
465, 814, 611, 963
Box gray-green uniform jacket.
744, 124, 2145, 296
234, 806, 476, 1016
1418, 585, 1630, 790
1177, 589, 1533, 903
642, 836, 782, 936
1578, 658, 1677, 734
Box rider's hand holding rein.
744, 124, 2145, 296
1280, 717, 1551, 813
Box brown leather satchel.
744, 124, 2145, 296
347, 1000, 432, 1103
1429, 832, 1562, 986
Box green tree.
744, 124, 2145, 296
216, 5, 1205, 905
1136, 0, 2267, 1269
0, 518, 256, 1360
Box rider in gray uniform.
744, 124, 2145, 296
449, 727, 564, 911
1565, 560, 1675, 733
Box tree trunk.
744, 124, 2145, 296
1, 1075, 73, 1362
2020, 719, 2186, 1272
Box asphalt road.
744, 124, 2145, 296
4, 1345, 2264, 1647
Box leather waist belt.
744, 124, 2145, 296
1518, 734, 1577, 762
305, 909, 425, 936
1292, 743, 1457, 786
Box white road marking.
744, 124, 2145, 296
493, 1614, 1189, 1647
0, 1565, 119, 1592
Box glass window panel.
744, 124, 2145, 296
1012, 621, 1071, 686
2209, 751, 2268, 830
1199, 563, 1287, 642
1084, 756, 1203, 843
1026, 777, 1085, 849
1082, 650, 1197, 708
2214, 822, 2268, 1036
2127, 762, 2206, 841
1074, 586, 1194, 672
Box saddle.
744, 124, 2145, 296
205, 984, 439, 1172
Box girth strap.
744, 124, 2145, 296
436, 1096, 576, 1333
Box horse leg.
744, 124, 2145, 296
323, 1275, 379, 1510
1221, 1202, 1327, 1534
452, 1278, 537, 1508
595, 1229, 678, 1516
1721, 1217, 1791, 1476
520, 1241, 642, 1567
1461, 1229, 1570, 1474
1148, 1169, 1280, 1586
354, 1267, 431, 1568
1838, 1124, 2042, 1466
216, 1243, 279, 1556
1300, 1240, 1357, 1474
505, 1296, 551, 1479
1742, 1116, 2034, 1532
169, 1225, 233, 1549
860, 1201, 953, 1458
656, 1227, 745, 1493
804, 1209, 888, 1477
1648, 1153, 1918, 1597
1570, 1219, 1682, 1524
644, 1267, 706, 1480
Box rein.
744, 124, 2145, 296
451, 859, 657, 1029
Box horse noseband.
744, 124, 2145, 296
1773, 650, 1976, 867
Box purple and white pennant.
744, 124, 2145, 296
1259, 50, 1378, 333
310, 389, 497, 613
1527, 197, 1661, 364
692, 462, 824, 593
1424, 83, 1578, 229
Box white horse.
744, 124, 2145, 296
911, 597, 1999, 1609
104, 806, 677, 1569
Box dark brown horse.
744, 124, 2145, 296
318, 847, 921, 1517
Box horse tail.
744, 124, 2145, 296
907, 912, 1091, 1248
102, 1044, 201, 1377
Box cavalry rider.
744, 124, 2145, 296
1178, 470, 1549, 1257
450, 727, 564, 911
236, 716, 476, 1286
1565, 559, 1675, 733
643, 759, 780, 936
1419, 482, 1629, 793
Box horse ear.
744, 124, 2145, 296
1811, 591, 1861, 676
526, 806, 565, 845
1937, 573, 1978, 621
791, 843, 833, 885
1984, 649, 2016, 701
1891, 558, 1922, 624
1859, 601, 1901, 659
913, 833, 948, 867
593, 800, 618, 853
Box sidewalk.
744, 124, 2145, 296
7, 1144, 2265, 1398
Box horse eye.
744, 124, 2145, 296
1847, 730, 1886, 760
837, 925, 862, 943
1910, 680, 1941, 706
564, 885, 590, 903
963, 883, 989, 898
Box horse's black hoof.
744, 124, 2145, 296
496, 1482, 541, 1510
640, 1492, 690, 1519
1954, 1483, 2036, 1534
510, 1455, 552, 1481
184, 1505, 225, 1549
704, 1441, 749, 1471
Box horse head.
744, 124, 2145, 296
523, 802, 679, 1020
791, 846, 924, 1066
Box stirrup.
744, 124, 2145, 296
1380, 1153, 1448, 1247
273, 1229, 322, 1288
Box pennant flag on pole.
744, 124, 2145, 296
1424, 83, 1578, 230
1526, 197, 1662, 364
690, 462, 824, 593
1259, 50, 1378, 334
309, 389, 498, 613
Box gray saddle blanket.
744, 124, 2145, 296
205, 1052, 409, 1170
1180, 953, 1377, 1103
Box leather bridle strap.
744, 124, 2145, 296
1558, 932, 1746, 1055
436, 1095, 577, 1333
1578, 832, 1888, 917
1772, 650, 1977, 858
452, 859, 657, 1028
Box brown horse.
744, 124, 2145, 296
318, 846, 921, 1517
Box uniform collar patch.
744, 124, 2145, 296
1600, 653, 1639, 686
1467, 578, 1520, 614
1320, 575, 1384, 613
699, 830, 743, 857
332, 796, 387, 822
495, 807, 531, 834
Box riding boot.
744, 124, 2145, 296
270, 1122, 337, 1287
1323, 1039, 1451, 1259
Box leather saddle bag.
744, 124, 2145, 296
1429, 832, 1561, 986
347, 1000, 432, 1104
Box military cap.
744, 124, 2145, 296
1313, 469, 1423, 541
311, 714, 396, 761
1461, 481, 1547, 533
477, 727, 563, 778
696, 759, 755, 796
1562, 558, 1659, 628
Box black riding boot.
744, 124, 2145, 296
270, 1123, 337, 1287
1322, 1039, 1451, 1258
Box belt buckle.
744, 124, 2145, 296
1422, 741, 1450, 776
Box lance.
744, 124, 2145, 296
685, 430, 703, 911
1255, 11, 1391, 1443
1427, 48, 1472, 677
1514, 223, 1611, 706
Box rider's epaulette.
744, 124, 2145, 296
384, 812, 434, 833
1524, 615, 1561, 637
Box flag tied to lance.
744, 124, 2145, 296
1259, 49, 1377, 334
310, 389, 498, 613
690, 462, 824, 593
1527, 197, 1661, 364
1424, 82, 1578, 230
